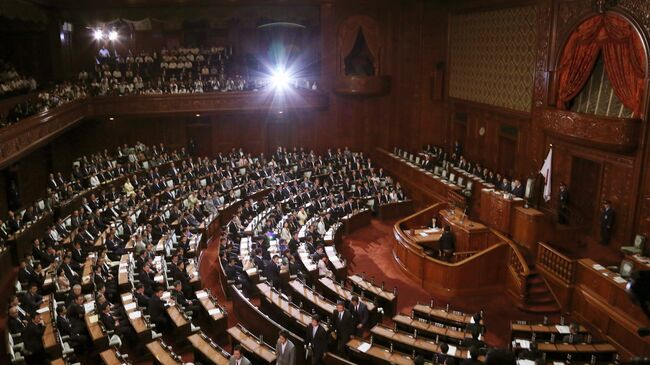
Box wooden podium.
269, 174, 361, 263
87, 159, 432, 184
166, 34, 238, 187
512, 207, 545, 254
479, 189, 525, 235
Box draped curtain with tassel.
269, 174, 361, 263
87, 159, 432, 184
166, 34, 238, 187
556, 13, 647, 117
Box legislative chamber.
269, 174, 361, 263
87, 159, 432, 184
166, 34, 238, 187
0, 0, 649, 364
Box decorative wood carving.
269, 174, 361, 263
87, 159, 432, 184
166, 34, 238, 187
89, 90, 329, 116
539, 107, 640, 152
0, 90, 329, 169
333, 75, 391, 96
0, 101, 87, 168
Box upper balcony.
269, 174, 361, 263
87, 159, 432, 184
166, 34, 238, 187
0, 89, 329, 169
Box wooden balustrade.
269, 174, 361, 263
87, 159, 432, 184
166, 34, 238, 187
537, 242, 575, 284
393, 202, 510, 297
0, 90, 329, 170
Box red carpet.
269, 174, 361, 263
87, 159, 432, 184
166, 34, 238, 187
199, 222, 555, 350
340, 219, 554, 348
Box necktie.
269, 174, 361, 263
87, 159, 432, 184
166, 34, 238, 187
339, 312, 343, 321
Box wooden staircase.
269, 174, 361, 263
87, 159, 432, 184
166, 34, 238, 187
504, 238, 562, 314
519, 265, 562, 314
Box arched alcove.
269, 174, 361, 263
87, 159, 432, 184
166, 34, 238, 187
334, 15, 390, 96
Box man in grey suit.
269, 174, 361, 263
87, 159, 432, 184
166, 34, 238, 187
228, 345, 252, 365
276, 329, 296, 365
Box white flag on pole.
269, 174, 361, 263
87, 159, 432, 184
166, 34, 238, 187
540, 147, 553, 202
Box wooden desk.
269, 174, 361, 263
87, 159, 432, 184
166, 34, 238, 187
370, 324, 479, 361
121, 292, 152, 340
510, 322, 588, 341
287, 280, 336, 319
187, 333, 230, 365
536, 342, 617, 361
227, 326, 277, 364
413, 304, 482, 327
85, 312, 109, 349
318, 277, 376, 313
346, 338, 415, 365
145, 340, 183, 365
195, 290, 227, 336
373, 148, 462, 206
571, 258, 650, 357
479, 189, 525, 235
393, 314, 472, 344
348, 274, 397, 316
167, 303, 191, 336
257, 282, 329, 333
100, 349, 127, 365
378, 200, 414, 220
341, 209, 372, 235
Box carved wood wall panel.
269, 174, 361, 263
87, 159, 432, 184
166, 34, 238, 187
539, 107, 641, 152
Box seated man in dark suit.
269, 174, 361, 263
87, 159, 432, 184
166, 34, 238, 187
148, 286, 171, 333
461, 346, 482, 365
134, 283, 150, 308
99, 302, 136, 343
21, 283, 43, 314
22, 312, 46, 364
7, 306, 27, 334
438, 225, 455, 261
170, 280, 200, 313
56, 306, 87, 353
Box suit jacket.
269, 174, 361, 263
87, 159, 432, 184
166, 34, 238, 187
439, 231, 455, 251
8, 317, 26, 334
601, 208, 615, 231
227, 356, 251, 365
331, 309, 354, 343
349, 301, 369, 329
275, 340, 296, 365
305, 324, 328, 359
148, 296, 168, 325
22, 321, 45, 355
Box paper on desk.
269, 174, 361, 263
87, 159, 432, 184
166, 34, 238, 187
128, 311, 142, 319
196, 291, 208, 299
36, 306, 49, 314
553, 363, 564, 365
513, 339, 530, 349
84, 301, 95, 313
89, 314, 99, 324
447, 345, 457, 356
517, 360, 535, 365
162, 291, 170, 299
154, 275, 164, 282
592, 264, 606, 271
208, 308, 221, 316
124, 302, 136, 311
357, 342, 371, 353
122, 293, 132, 301
419, 232, 428, 237
555, 325, 570, 334
613, 276, 627, 284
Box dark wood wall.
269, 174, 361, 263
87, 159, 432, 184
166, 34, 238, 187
3, 0, 650, 252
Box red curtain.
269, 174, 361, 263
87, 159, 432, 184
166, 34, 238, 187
556, 14, 647, 117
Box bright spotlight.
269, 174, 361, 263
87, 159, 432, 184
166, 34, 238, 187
108, 30, 118, 42
270, 68, 291, 90
93, 29, 104, 41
